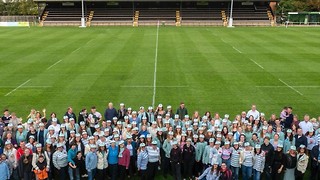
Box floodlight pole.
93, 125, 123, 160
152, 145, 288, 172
227, 0, 234, 27
80, 0, 86, 28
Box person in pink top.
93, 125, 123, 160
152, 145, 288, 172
118, 140, 130, 180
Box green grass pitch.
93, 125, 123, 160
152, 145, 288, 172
0, 26, 320, 119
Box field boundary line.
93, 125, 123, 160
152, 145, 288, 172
121, 85, 188, 88
256, 85, 320, 88
232, 46, 242, 54
152, 21, 160, 107
278, 79, 303, 96
47, 59, 63, 70
4, 79, 31, 96
249, 59, 264, 69
71, 47, 81, 54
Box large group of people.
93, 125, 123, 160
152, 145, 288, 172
0, 102, 320, 180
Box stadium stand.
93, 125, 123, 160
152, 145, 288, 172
35, 1, 277, 26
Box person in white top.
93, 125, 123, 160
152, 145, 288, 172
299, 115, 313, 135
247, 104, 260, 120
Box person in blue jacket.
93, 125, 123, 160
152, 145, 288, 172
108, 140, 119, 180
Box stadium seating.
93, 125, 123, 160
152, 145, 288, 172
90, 8, 133, 26
225, 5, 272, 26
180, 8, 224, 26
39, 3, 274, 26
43, 8, 83, 26
137, 9, 177, 26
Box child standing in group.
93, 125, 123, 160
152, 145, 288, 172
33, 155, 48, 180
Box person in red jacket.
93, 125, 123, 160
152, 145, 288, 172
118, 140, 130, 180
16, 141, 33, 161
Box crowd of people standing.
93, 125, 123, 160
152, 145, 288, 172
0, 102, 320, 180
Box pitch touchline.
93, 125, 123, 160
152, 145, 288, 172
232, 46, 242, 54
121, 85, 188, 88
0, 86, 51, 88
4, 79, 31, 96
278, 79, 303, 96
47, 59, 63, 70
152, 21, 160, 107
249, 59, 264, 69
256, 86, 320, 88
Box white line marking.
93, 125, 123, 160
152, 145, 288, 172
121, 85, 188, 88
71, 47, 81, 54
0, 86, 51, 88
233, 46, 242, 54
4, 79, 31, 96
85, 39, 94, 45
221, 38, 227, 43
278, 79, 303, 96
152, 21, 160, 107
256, 86, 320, 88
47, 59, 62, 70
250, 59, 264, 69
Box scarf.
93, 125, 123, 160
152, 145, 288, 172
119, 147, 124, 158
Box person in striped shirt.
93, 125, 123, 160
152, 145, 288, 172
253, 144, 265, 180
137, 143, 148, 180
146, 141, 160, 180
230, 142, 241, 180
240, 142, 254, 180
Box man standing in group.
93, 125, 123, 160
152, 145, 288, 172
295, 128, 308, 148
86, 144, 98, 180
104, 102, 118, 121
284, 107, 293, 129
176, 102, 188, 120
299, 114, 313, 134
247, 104, 260, 120
65, 107, 77, 123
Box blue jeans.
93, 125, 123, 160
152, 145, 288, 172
88, 168, 96, 180
231, 166, 240, 180
242, 165, 253, 180
253, 169, 261, 180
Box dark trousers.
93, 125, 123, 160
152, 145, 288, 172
118, 165, 127, 180
262, 165, 272, 180
194, 161, 203, 176
163, 157, 171, 177
109, 164, 118, 180
171, 162, 182, 180
140, 169, 148, 180
311, 165, 320, 180
295, 169, 304, 180
147, 161, 159, 180
128, 155, 136, 177
96, 168, 106, 180
183, 160, 194, 179
55, 166, 68, 180
23, 172, 32, 180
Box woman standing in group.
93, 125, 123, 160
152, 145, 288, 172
118, 140, 130, 180
230, 142, 241, 180
108, 140, 119, 180
196, 161, 220, 180
253, 144, 265, 180
283, 146, 297, 180
271, 144, 286, 180
162, 131, 174, 178
240, 142, 254, 180
137, 143, 148, 180
96, 143, 108, 180
283, 129, 295, 153
296, 145, 309, 180
3, 141, 18, 180
32, 144, 50, 180
44, 140, 54, 180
